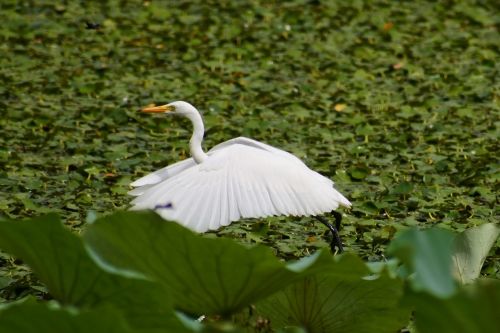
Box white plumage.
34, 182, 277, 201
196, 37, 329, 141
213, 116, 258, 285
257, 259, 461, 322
129, 101, 351, 233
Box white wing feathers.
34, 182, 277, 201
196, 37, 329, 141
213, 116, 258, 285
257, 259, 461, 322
128, 157, 197, 196
130, 137, 351, 232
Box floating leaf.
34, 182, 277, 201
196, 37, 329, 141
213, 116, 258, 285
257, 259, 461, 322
348, 165, 370, 180
391, 182, 413, 195
334, 103, 346, 112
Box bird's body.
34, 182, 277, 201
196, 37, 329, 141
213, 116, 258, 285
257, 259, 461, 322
130, 101, 351, 240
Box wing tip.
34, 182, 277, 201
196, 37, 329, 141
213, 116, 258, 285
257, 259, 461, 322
341, 198, 352, 208
128, 188, 144, 196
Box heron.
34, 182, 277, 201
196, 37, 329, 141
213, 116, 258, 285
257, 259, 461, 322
129, 101, 351, 252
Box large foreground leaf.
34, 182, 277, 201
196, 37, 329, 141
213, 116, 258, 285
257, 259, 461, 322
84, 211, 366, 316
409, 278, 500, 333
0, 214, 190, 333
0, 299, 133, 333
0, 214, 94, 304
452, 223, 500, 284
257, 271, 409, 333
388, 227, 456, 297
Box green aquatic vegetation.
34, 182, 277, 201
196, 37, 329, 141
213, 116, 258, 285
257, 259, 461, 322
0, 212, 498, 332
0, 0, 498, 310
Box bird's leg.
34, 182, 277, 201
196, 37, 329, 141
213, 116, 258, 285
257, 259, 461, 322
314, 215, 344, 254
331, 210, 342, 232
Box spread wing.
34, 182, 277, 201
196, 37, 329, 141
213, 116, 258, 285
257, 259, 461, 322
129, 158, 196, 196
128, 137, 298, 195
130, 139, 351, 232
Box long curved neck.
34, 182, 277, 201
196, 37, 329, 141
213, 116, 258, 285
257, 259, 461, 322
186, 111, 208, 164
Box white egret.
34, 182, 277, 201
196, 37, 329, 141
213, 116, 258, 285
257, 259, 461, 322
129, 101, 351, 252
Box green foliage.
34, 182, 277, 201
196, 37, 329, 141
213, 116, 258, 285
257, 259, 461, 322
0, 212, 498, 332
0, 299, 134, 333
0, 214, 195, 333
452, 223, 500, 284
408, 279, 500, 333
257, 272, 409, 333
0, 0, 498, 264
83, 211, 342, 316
388, 228, 457, 297
0, 0, 498, 330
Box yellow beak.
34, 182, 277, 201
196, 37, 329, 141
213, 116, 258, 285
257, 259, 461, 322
141, 104, 175, 113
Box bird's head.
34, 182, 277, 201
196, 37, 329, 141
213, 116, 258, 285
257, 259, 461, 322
141, 101, 198, 116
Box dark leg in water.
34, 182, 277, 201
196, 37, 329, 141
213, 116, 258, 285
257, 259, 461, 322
331, 210, 342, 232
314, 215, 344, 253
